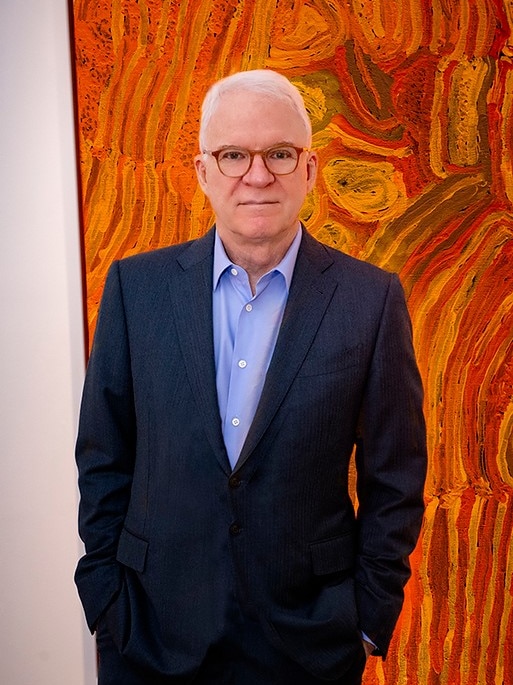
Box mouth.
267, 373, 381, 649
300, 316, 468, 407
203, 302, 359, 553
239, 200, 279, 206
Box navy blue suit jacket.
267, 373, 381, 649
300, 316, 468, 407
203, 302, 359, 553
75, 227, 427, 680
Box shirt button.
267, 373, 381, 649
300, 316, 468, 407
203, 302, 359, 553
230, 268, 238, 276
245, 303, 253, 312
238, 360, 247, 368
229, 523, 242, 535
231, 417, 240, 427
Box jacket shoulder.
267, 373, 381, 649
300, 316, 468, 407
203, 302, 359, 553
111, 228, 215, 282
117, 240, 194, 271
304, 231, 396, 289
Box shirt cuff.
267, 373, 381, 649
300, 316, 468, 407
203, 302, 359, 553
361, 631, 378, 653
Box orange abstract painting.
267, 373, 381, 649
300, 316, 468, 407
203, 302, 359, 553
72, 1, 513, 682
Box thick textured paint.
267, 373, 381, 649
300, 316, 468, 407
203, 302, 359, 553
72, 2, 513, 682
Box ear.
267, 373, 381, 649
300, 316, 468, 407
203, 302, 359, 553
305, 151, 318, 193
194, 154, 208, 192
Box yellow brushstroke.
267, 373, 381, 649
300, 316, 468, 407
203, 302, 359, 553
439, 497, 461, 685
430, 64, 450, 177
503, 0, 513, 57
137, 163, 160, 247
476, 500, 508, 685
111, 0, 124, 52
407, 0, 424, 55
429, 0, 443, 55
453, 0, 470, 60
84, 153, 122, 261
499, 408, 513, 483
322, 122, 410, 157
461, 495, 486, 685
448, 59, 489, 166
496, 505, 513, 685
417, 498, 437, 683
500, 68, 513, 204
474, 0, 491, 56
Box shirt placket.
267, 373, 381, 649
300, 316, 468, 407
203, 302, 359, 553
223, 271, 280, 468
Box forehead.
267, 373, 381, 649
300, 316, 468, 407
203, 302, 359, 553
204, 90, 309, 149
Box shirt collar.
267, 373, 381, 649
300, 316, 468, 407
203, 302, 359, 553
213, 224, 302, 293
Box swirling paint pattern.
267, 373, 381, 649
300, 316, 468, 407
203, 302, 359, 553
72, 1, 513, 682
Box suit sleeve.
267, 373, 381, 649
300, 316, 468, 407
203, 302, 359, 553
354, 273, 427, 655
74, 261, 136, 632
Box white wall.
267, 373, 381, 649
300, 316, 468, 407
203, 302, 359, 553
0, 2, 96, 683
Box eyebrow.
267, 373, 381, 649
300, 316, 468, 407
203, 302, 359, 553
213, 141, 298, 150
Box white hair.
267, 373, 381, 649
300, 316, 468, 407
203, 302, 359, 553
198, 70, 312, 150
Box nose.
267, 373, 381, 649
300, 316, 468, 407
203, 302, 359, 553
242, 153, 275, 185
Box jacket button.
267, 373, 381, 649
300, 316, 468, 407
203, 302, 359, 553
229, 523, 242, 535
228, 475, 241, 489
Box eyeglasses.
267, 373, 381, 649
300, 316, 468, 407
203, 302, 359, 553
203, 145, 309, 177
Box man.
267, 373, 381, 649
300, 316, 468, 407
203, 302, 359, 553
75, 70, 427, 685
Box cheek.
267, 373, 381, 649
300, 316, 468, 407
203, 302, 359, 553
202, 179, 234, 206
284, 179, 310, 207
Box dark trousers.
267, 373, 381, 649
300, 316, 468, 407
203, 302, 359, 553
96, 606, 366, 685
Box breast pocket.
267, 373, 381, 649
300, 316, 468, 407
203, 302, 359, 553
297, 344, 364, 378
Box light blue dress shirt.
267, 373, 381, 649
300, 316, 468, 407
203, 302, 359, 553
213, 226, 302, 469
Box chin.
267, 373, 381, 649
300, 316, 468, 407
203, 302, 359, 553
243, 219, 284, 238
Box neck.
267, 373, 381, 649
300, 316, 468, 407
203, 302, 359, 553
220, 228, 298, 294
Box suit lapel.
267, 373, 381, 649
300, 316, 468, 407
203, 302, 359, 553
236, 230, 338, 471
169, 228, 232, 475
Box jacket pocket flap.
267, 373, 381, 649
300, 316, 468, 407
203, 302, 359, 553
310, 534, 354, 575
116, 528, 148, 573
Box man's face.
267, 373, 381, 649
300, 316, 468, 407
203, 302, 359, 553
195, 90, 317, 252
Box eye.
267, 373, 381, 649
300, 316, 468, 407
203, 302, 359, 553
267, 147, 295, 160
219, 148, 248, 161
